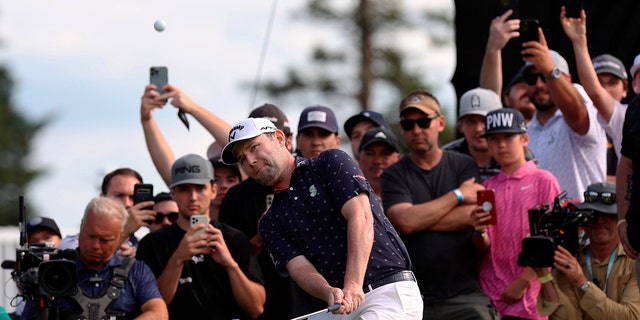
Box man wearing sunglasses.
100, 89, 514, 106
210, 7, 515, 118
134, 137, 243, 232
534, 181, 640, 319
520, 28, 607, 202
148, 192, 179, 233
380, 91, 497, 319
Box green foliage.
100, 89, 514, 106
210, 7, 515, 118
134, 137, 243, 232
259, 0, 454, 113
0, 66, 47, 225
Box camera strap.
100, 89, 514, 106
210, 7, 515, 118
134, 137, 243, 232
72, 257, 135, 320
586, 247, 617, 294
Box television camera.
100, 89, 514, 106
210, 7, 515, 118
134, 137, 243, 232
1, 196, 77, 310
517, 191, 595, 267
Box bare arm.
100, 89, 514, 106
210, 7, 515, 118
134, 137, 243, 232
287, 256, 349, 314
479, 10, 520, 95
523, 29, 589, 134
617, 155, 636, 258
161, 84, 233, 147
561, 8, 616, 122
135, 298, 168, 320
386, 178, 481, 234
141, 85, 175, 187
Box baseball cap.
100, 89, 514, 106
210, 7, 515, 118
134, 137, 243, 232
505, 71, 525, 93
458, 88, 503, 120
359, 127, 399, 153
27, 217, 62, 239
343, 110, 391, 139
592, 54, 628, 80
399, 92, 441, 116
520, 50, 570, 75
482, 108, 527, 137
571, 182, 616, 215
249, 103, 291, 136
209, 155, 241, 177
222, 118, 278, 164
170, 154, 214, 188
297, 105, 339, 134
630, 53, 640, 79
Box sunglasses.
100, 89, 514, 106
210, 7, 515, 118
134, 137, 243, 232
154, 211, 179, 224
400, 115, 440, 131
583, 191, 616, 205
524, 73, 545, 85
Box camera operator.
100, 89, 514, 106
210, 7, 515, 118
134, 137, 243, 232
21, 197, 168, 320
11, 217, 64, 319
533, 182, 640, 319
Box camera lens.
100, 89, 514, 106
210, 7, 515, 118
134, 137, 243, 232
38, 260, 77, 297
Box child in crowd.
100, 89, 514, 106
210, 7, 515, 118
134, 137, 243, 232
472, 108, 561, 319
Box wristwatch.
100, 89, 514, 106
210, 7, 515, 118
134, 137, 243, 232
545, 67, 562, 80
580, 281, 591, 292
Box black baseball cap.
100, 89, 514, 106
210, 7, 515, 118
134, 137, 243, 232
358, 127, 399, 153
27, 217, 62, 238
343, 110, 391, 139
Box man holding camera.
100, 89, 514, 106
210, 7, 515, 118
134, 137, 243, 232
534, 182, 640, 319
21, 196, 168, 320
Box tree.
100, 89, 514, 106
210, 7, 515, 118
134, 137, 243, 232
0, 66, 47, 226
259, 0, 453, 116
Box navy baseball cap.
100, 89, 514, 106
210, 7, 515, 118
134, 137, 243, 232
482, 108, 527, 137
343, 110, 391, 139
358, 127, 399, 153
297, 105, 339, 134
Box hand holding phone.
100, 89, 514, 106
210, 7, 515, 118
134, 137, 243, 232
477, 189, 497, 225
149, 66, 190, 130
149, 66, 168, 95
134, 183, 154, 224
190, 214, 209, 236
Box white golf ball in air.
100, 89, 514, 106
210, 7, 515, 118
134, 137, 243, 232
154, 19, 166, 32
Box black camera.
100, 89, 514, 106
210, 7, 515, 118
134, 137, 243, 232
1, 196, 78, 308
517, 191, 595, 267
13, 243, 78, 298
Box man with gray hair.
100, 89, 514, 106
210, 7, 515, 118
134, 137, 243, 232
21, 196, 168, 319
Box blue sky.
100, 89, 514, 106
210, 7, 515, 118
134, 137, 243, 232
0, 0, 455, 232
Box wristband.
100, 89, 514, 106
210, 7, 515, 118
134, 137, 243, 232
617, 219, 627, 227
452, 188, 464, 204
538, 273, 553, 284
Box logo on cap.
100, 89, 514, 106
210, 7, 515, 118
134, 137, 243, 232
487, 112, 514, 130
229, 124, 245, 141
471, 94, 481, 109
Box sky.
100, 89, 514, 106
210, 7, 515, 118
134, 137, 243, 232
0, 0, 456, 233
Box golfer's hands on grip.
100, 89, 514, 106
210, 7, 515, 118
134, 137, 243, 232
326, 282, 364, 315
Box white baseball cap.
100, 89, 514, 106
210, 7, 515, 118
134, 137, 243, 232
458, 87, 502, 120
221, 118, 277, 164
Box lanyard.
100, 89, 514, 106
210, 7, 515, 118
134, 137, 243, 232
586, 246, 618, 294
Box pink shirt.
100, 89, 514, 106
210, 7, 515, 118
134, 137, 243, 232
480, 160, 561, 319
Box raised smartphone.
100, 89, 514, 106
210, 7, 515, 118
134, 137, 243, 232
190, 214, 209, 236
477, 189, 497, 225
133, 183, 154, 224
149, 66, 168, 94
